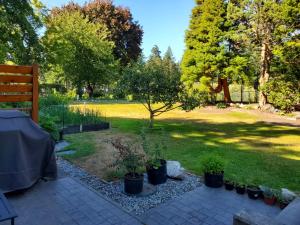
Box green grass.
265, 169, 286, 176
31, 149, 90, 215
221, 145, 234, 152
65, 103, 300, 192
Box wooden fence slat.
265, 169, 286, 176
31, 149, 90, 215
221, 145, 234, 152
31, 64, 39, 123
0, 65, 33, 74
0, 95, 32, 102
0, 84, 32, 92
0, 75, 33, 83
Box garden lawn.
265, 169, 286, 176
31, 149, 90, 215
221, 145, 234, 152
65, 103, 300, 192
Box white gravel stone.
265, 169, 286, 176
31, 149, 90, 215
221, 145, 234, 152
57, 157, 202, 215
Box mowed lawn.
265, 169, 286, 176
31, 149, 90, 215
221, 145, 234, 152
66, 103, 300, 192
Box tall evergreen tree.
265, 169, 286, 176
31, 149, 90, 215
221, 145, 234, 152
181, 0, 232, 103
228, 0, 300, 107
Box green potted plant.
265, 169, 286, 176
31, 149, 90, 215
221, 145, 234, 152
224, 174, 235, 191
141, 129, 167, 185
235, 181, 246, 195
263, 187, 276, 205
246, 179, 262, 200
201, 155, 225, 188
111, 138, 145, 195
275, 191, 294, 209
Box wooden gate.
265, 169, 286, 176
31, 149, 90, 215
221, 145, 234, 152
0, 64, 39, 123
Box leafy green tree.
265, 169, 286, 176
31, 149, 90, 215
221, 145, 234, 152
123, 47, 183, 128
228, 0, 300, 107
0, 0, 45, 64
51, 0, 143, 66
43, 11, 117, 98
181, 0, 232, 103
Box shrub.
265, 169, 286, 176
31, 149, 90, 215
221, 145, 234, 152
216, 102, 228, 109
140, 128, 167, 169
111, 138, 145, 176
201, 155, 225, 175
262, 76, 300, 113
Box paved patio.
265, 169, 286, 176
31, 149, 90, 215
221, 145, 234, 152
3, 177, 280, 225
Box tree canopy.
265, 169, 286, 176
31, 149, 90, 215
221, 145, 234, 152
123, 46, 182, 127
51, 0, 143, 66
43, 11, 117, 97
0, 0, 45, 64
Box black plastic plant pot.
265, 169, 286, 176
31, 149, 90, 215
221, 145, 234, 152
204, 172, 224, 188
224, 181, 235, 191
247, 186, 262, 199
124, 173, 144, 195
236, 185, 246, 194
147, 160, 167, 185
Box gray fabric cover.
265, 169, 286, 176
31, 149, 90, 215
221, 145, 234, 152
0, 110, 57, 193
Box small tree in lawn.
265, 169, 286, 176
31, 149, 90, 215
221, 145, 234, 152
123, 46, 183, 128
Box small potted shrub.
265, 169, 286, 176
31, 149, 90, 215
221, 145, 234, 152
247, 185, 262, 200
111, 138, 145, 195
201, 155, 225, 188
224, 180, 235, 190
246, 179, 262, 200
263, 187, 276, 205
276, 193, 289, 209
141, 129, 167, 185
224, 175, 235, 190
235, 182, 246, 194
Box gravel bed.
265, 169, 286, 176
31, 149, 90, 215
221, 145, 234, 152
57, 157, 202, 215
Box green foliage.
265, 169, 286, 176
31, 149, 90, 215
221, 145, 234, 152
43, 11, 117, 94
39, 112, 59, 139
39, 93, 72, 108
0, 0, 45, 64
262, 76, 300, 113
181, 0, 228, 95
201, 155, 225, 175
123, 46, 184, 127
53, 0, 143, 65
216, 102, 228, 109
111, 138, 145, 176
140, 128, 167, 169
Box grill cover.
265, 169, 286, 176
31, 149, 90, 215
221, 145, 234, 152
0, 110, 57, 193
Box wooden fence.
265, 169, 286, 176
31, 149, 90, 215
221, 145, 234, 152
0, 64, 39, 123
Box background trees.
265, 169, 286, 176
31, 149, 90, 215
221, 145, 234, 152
43, 11, 116, 98
51, 0, 143, 66
182, 0, 299, 110
0, 0, 45, 64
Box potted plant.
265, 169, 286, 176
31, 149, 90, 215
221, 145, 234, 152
224, 180, 235, 190
246, 179, 262, 199
111, 138, 145, 195
235, 182, 246, 194
275, 191, 294, 209
141, 129, 167, 185
224, 174, 235, 190
247, 185, 262, 200
201, 155, 225, 188
263, 187, 276, 205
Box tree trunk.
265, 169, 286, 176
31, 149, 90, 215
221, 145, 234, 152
259, 41, 271, 108
210, 78, 231, 103
222, 78, 231, 103
86, 84, 94, 99
149, 112, 154, 128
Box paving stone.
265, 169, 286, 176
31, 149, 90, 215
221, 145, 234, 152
5, 177, 142, 225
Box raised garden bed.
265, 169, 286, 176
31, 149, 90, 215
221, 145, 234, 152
61, 122, 110, 135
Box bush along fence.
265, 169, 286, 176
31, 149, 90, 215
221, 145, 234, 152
39, 104, 109, 141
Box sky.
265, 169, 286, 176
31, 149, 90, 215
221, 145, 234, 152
42, 0, 195, 61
